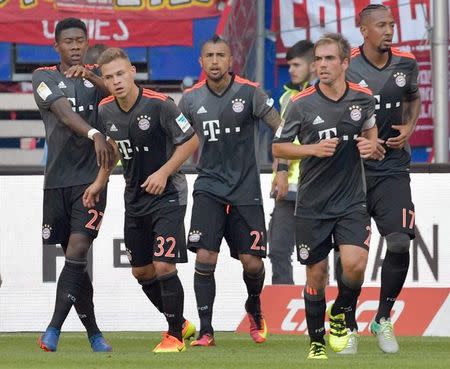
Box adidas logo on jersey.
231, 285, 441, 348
313, 116, 324, 125
110, 124, 118, 132
58, 81, 67, 89
358, 80, 368, 87
197, 106, 207, 114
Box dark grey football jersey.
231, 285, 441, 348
99, 87, 194, 217
32, 65, 104, 189
178, 74, 275, 205
347, 46, 419, 176
274, 83, 376, 219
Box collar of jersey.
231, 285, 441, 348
315, 82, 349, 104
359, 45, 393, 71
206, 73, 235, 98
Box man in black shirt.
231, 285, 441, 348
273, 33, 380, 359
33, 18, 114, 353
83, 48, 199, 353
346, 4, 421, 354
179, 35, 284, 347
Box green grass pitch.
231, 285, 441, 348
0, 332, 449, 369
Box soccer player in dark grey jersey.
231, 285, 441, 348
33, 18, 114, 353
178, 35, 285, 347
273, 33, 380, 359
83, 48, 199, 353
345, 4, 421, 354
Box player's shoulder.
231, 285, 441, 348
348, 81, 373, 96
350, 46, 362, 59
234, 75, 260, 88
182, 80, 206, 96
32, 65, 58, 79
391, 47, 416, 61
142, 88, 168, 102
290, 85, 316, 103
99, 95, 115, 108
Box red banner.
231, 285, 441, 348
271, 0, 448, 147
236, 285, 450, 336
0, 0, 220, 47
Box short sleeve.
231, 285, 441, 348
252, 86, 275, 118
405, 60, 419, 100
160, 98, 194, 145
273, 99, 302, 143
177, 94, 193, 125
32, 69, 66, 110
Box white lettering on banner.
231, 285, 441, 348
279, 0, 429, 47
41, 19, 129, 41
281, 299, 305, 331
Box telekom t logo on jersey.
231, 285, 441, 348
203, 120, 242, 142
318, 127, 337, 140
116, 139, 133, 159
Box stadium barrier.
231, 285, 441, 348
0, 171, 449, 335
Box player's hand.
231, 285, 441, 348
313, 138, 339, 158
64, 65, 93, 79
93, 132, 115, 169
82, 182, 103, 208
140, 170, 169, 195
356, 136, 382, 160
273, 171, 289, 200
386, 124, 411, 149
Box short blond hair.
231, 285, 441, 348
314, 33, 351, 61
97, 47, 130, 67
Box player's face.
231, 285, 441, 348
54, 28, 89, 67
288, 57, 313, 85
101, 58, 136, 99
199, 42, 232, 82
361, 9, 395, 52
314, 43, 348, 86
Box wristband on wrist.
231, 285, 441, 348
87, 128, 100, 140
277, 163, 289, 172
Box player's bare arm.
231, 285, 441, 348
50, 98, 114, 169
387, 92, 421, 149
83, 139, 120, 208
273, 138, 338, 160
357, 125, 382, 160
64, 65, 109, 95
141, 133, 199, 195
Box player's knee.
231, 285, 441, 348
196, 248, 218, 265
240, 254, 263, 274
386, 232, 410, 254
306, 263, 328, 289
132, 264, 156, 281
153, 261, 176, 277
195, 261, 216, 276
66, 233, 92, 259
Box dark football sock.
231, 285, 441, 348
49, 257, 87, 330
376, 250, 410, 322
73, 272, 101, 338
243, 265, 265, 315
140, 277, 164, 313
159, 271, 184, 341
336, 257, 358, 331
304, 286, 326, 345
194, 263, 216, 336
331, 273, 362, 317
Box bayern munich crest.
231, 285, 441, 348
137, 115, 151, 130
349, 105, 362, 121
231, 98, 245, 113
297, 244, 310, 260
42, 224, 52, 240
394, 72, 406, 87
188, 230, 202, 243
83, 79, 94, 88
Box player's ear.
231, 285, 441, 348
198, 56, 203, 69
360, 25, 368, 39
131, 65, 136, 78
